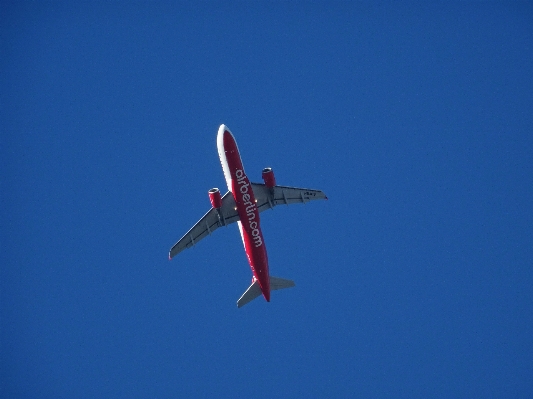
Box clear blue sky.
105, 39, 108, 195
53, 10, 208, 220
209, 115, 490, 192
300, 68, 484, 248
2, 2, 532, 398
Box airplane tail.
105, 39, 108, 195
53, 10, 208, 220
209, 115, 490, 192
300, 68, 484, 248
237, 276, 295, 308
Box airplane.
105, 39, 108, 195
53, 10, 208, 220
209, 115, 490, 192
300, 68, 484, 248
169, 124, 327, 307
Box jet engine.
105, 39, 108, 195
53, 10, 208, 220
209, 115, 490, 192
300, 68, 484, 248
208, 188, 222, 209
262, 167, 276, 188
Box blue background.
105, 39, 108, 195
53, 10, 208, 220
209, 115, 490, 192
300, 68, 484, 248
2, 2, 532, 398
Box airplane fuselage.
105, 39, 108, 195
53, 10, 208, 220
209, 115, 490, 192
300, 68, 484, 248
169, 123, 326, 306
217, 126, 271, 301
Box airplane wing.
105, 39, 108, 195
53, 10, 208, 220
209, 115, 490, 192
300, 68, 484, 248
251, 183, 327, 213
169, 191, 240, 259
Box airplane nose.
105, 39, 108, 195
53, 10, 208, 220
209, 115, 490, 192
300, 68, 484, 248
218, 124, 228, 135
217, 124, 236, 148
217, 124, 228, 143
219, 127, 238, 155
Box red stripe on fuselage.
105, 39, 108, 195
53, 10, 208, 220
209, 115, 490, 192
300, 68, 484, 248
222, 130, 270, 301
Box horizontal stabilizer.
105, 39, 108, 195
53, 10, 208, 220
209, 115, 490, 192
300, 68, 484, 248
270, 276, 295, 291
237, 280, 262, 308
237, 277, 296, 308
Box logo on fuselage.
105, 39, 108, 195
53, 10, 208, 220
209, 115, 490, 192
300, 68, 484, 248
235, 169, 262, 248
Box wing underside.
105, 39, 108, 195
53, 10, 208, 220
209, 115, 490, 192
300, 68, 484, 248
251, 183, 327, 213
169, 184, 327, 259
169, 191, 239, 259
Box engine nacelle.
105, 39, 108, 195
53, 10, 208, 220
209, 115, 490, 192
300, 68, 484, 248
208, 188, 222, 209
262, 167, 276, 188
